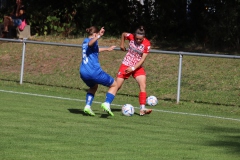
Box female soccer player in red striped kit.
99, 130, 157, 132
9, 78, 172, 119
116, 26, 152, 116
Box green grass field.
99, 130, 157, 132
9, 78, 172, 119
0, 81, 240, 160
0, 36, 240, 159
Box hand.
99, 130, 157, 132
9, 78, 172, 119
120, 45, 126, 51
99, 27, 105, 36
107, 46, 116, 51
124, 67, 133, 74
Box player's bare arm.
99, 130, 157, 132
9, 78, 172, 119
88, 27, 105, 47
120, 32, 129, 51
99, 46, 116, 52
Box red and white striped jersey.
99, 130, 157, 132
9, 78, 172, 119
122, 33, 151, 67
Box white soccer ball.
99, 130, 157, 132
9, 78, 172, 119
122, 104, 134, 116
146, 96, 158, 106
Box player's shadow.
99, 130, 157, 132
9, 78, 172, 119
68, 108, 122, 118
99, 108, 121, 118
205, 126, 240, 155
111, 108, 121, 112
134, 112, 140, 116
68, 108, 85, 115
68, 108, 98, 117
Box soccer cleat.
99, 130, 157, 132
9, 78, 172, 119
101, 103, 114, 116
140, 109, 152, 116
84, 107, 95, 116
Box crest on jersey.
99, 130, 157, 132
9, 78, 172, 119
139, 45, 144, 50
148, 46, 151, 50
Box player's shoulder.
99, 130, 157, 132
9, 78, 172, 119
83, 37, 90, 43
143, 38, 151, 46
82, 38, 89, 45
124, 33, 133, 39
84, 37, 90, 40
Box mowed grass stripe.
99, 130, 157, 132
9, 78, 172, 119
1, 89, 240, 122
0, 90, 240, 160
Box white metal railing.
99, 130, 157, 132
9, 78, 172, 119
0, 38, 240, 104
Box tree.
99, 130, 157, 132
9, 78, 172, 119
0, 0, 239, 52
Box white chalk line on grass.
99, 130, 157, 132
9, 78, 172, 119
0, 89, 240, 122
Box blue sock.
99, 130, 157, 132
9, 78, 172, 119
86, 93, 94, 106
105, 92, 115, 104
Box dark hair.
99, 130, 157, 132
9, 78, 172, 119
19, 5, 25, 11
86, 26, 99, 35
134, 25, 145, 36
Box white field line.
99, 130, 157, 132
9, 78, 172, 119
0, 89, 240, 122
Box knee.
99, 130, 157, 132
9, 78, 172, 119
93, 84, 98, 90
139, 84, 146, 91
117, 86, 122, 91
90, 84, 98, 91
112, 81, 118, 88
117, 82, 122, 90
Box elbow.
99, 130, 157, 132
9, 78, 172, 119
88, 43, 93, 47
122, 32, 127, 36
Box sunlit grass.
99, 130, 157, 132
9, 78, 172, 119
0, 36, 239, 107
0, 81, 240, 160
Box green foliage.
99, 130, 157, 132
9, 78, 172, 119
0, 0, 240, 51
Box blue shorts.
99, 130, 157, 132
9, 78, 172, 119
80, 70, 114, 88
12, 19, 22, 27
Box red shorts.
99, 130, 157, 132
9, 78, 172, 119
117, 64, 146, 79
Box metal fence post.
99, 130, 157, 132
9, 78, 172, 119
20, 38, 27, 84
1, 38, 239, 103
177, 54, 183, 104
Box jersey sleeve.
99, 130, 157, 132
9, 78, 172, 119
143, 40, 151, 53
125, 33, 134, 41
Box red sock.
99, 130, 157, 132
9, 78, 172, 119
139, 92, 147, 105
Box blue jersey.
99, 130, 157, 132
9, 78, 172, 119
80, 38, 101, 77
79, 38, 114, 88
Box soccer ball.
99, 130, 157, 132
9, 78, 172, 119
122, 104, 134, 116
146, 96, 158, 106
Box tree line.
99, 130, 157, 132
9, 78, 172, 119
1, 0, 240, 52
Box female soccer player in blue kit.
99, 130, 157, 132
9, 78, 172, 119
80, 26, 117, 116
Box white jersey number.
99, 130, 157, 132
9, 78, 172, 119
82, 44, 88, 64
